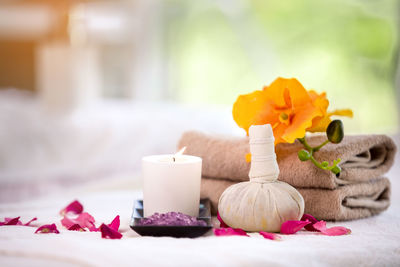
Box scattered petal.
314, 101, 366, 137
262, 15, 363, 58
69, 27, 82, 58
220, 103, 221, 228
108, 215, 120, 231
213, 228, 249, 237
313, 220, 351, 236
35, 224, 60, 234
100, 223, 122, 239
301, 214, 319, 232
61, 212, 96, 230
23, 217, 38, 226
259, 231, 281, 241
280, 220, 311, 234
75, 213, 96, 229
0, 217, 37, 227
99, 216, 123, 239
68, 224, 86, 232
1, 217, 21, 226
217, 212, 229, 228
60, 217, 74, 229
89, 226, 100, 232
60, 200, 83, 215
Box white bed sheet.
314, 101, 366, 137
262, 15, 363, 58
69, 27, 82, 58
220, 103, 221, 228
1, 163, 400, 267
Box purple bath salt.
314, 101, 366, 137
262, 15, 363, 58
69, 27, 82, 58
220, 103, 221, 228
138, 212, 207, 226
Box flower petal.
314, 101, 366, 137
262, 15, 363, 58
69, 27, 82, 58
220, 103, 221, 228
280, 220, 311, 234
301, 214, 319, 232
307, 91, 330, 132
245, 153, 251, 163
328, 109, 353, 118
2, 217, 21, 226
61, 212, 96, 230
61, 216, 75, 229
23, 217, 38, 226
217, 212, 229, 228
108, 215, 120, 231
281, 102, 323, 143
100, 223, 123, 239
213, 228, 249, 237
0, 217, 37, 227
272, 123, 289, 145
35, 224, 60, 234
232, 90, 277, 135
265, 77, 311, 108
68, 224, 86, 232
60, 200, 83, 216
308, 115, 332, 132
313, 220, 351, 236
259, 231, 281, 240
89, 226, 100, 232
308, 107, 353, 133
75, 212, 96, 229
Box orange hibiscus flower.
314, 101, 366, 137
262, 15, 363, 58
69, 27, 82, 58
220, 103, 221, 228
233, 77, 352, 144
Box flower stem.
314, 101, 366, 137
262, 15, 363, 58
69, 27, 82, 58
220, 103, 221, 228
298, 137, 313, 151
309, 155, 323, 168
297, 136, 341, 174
313, 140, 329, 152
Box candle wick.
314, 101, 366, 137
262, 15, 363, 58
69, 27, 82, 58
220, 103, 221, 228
173, 157, 176, 162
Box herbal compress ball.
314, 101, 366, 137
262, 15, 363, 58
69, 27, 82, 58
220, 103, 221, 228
218, 124, 304, 232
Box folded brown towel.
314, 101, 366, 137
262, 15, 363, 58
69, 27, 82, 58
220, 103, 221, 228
179, 132, 396, 189
201, 177, 391, 221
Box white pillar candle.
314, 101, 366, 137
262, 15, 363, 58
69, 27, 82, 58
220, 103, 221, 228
142, 154, 202, 217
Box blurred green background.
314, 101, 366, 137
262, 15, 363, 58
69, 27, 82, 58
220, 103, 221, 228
0, 0, 398, 134
166, 0, 399, 133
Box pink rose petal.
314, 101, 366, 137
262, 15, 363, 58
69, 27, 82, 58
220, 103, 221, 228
217, 212, 229, 228
100, 223, 122, 239
313, 220, 351, 236
60, 200, 83, 216
259, 231, 281, 241
75, 212, 96, 229
108, 215, 120, 231
89, 226, 100, 232
301, 214, 319, 232
0, 217, 37, 227
2, 217, 21, 226
35, 224, 60, 234
61, 212, 96, 230
280, 220, 311, 234
61, 216, 75, 229
213, 228, 249, 237
23, 217, 38, 226
68, 224, 86, 231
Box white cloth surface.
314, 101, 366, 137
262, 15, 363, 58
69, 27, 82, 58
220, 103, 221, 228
1, 162, 400, 267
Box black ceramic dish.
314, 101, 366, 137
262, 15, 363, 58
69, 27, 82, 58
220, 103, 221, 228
130, 199, 212, 238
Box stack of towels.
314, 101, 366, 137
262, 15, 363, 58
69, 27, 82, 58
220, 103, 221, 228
178, 132, 397, 221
